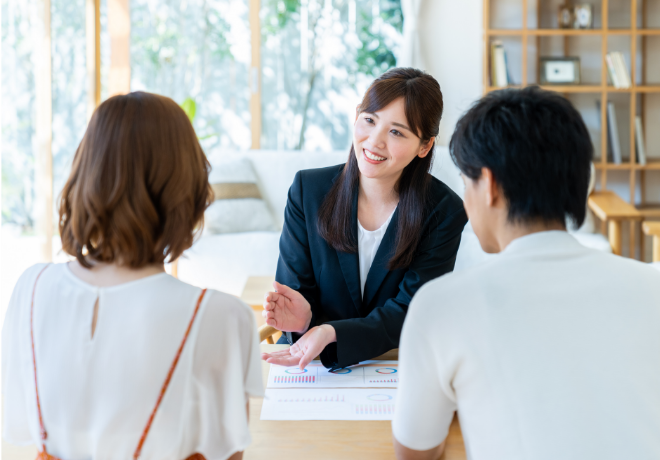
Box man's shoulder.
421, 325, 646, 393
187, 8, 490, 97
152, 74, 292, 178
410, 260, 498, 320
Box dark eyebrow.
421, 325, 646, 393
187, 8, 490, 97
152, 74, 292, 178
364, 112, 413, 133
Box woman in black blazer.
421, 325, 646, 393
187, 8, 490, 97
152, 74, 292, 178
262, 68, 468, 370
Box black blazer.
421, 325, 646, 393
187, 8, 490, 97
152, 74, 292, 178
276, 163, 468, 369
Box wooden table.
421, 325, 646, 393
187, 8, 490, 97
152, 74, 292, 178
642, 221, 660, 262
246, 345, 466, 460
588, 191, 642, 256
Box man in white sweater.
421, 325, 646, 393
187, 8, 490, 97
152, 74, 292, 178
392, 87, 660, 460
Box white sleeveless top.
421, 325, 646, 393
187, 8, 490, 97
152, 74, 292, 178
2, 263, 263, 460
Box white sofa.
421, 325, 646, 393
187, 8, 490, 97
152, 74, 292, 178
177, 147, 612, 295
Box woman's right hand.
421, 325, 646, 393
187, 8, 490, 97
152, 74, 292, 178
262, 281, 312, 334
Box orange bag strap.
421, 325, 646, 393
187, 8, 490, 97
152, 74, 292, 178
30, 264, 52, 454
133, 288, 207, 460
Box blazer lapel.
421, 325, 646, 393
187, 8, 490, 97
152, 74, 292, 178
362, 208, 399, 309
336, 187, 362, 314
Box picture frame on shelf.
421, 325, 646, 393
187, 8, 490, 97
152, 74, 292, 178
573, 4, 593, 29
540, 57, 581, 85
558, 5, 573, 28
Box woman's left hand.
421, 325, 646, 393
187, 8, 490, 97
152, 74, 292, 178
261, 324, 337, 370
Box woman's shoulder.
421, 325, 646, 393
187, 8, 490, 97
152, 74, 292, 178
191, 288, 256, 338
294, 163, 345, 191
10, 262, 64, 299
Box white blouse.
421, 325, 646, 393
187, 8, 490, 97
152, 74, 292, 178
2, 263, 264, 460
357, 208, 396, 297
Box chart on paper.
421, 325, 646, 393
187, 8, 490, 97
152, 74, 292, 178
261, 388, 397, 421
267, 360, 399, 388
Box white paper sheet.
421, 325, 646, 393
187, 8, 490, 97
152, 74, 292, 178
266, 360, 399, 389
260, 388, 397, 420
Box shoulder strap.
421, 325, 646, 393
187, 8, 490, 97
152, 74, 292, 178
133, 288, 207, 460
30, 264, 52, 453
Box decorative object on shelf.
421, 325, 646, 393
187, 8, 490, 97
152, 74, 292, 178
490, 40, 510, 88
558, 4, 574, 29
605, 52, 631, 88
573, 4, 593, 29
540, 57, 581, 85
635, 116, 647, 166
607, 102, 623, 164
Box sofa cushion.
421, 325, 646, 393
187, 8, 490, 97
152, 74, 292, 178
205, 158, 278, 234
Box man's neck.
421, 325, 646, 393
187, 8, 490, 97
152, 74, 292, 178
495, 220, 567, 252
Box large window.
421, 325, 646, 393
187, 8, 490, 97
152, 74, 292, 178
260, 0, 402, 151
2, 0, 37, 230
130, 0, 402, 152
131, 0, 252, 150
1, 0, 404, 319
2, 0, 88, 231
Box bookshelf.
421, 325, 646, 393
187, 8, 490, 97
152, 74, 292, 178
483, 0, 660, 260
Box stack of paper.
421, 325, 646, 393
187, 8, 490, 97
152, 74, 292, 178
261, 360, 399, 421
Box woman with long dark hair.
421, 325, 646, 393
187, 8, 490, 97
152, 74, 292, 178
262, 68, 468, 370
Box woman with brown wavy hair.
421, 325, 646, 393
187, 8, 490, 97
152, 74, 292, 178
262, 68, 468, 370
2, 92, 262, 460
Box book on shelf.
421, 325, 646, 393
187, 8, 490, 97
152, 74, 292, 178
607, 102, 623, 164
490, 41, 509, 88
635, 116, 647, 166
596, 101, 614, 162
605, 52, 631, 89
605, 54, 619, 87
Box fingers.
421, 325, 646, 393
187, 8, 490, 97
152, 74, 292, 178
273, 281, 295, 298
262, 291, 280, 310
265, 355, 301, 367
263, 349, 293, 357
298, 343, 319, 370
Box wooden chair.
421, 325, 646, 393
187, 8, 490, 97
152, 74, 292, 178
588, 191, 643, 256
642, 222, 660, 263
259, 324, 281, 344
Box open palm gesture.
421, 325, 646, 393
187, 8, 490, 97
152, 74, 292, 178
262, 281, 312, 333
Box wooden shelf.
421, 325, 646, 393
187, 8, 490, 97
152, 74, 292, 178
539, 85, 603, 93
594, 161, 660, 170
487, 28, 660, 36
636, 86, 660, 93
486, 86, 660, 94
485, 0, 658, 260
639, 205, 660, 219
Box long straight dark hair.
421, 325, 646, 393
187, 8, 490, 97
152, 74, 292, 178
317, 68, 444, 269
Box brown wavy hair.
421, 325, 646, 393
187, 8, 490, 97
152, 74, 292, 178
317, 68, 443, 269
58, 91, 213, 268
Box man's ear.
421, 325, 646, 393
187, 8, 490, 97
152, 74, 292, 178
418, 138, 435, 158
482, 167, 499, 207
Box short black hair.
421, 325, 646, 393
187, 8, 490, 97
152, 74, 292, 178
449, 86, 593, 227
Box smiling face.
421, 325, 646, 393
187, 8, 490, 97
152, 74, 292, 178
353, 97, 433, 184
